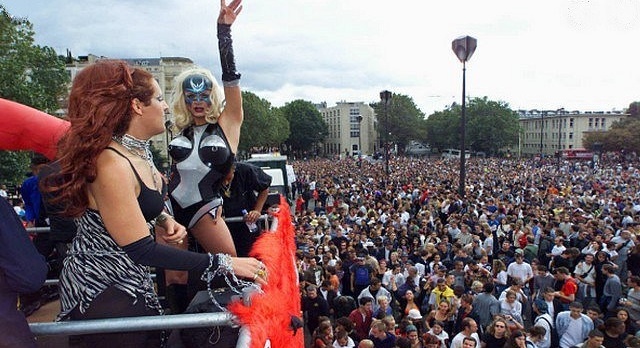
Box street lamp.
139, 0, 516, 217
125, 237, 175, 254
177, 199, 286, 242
451, 35, 477, 198
357, 115, 363, 165
557, 108, 564, 169
380, 90, 392, 181
540, 111, 545, 158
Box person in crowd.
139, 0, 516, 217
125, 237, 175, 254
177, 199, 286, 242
426, 320, 449, 348
594, 251, 616, 305
472, 282, 500, 330
42, 5, 267, 346
552, 267, 579, 310
532, 299, 555, 348
349, 296, 374, 342
219, 162, 271, 257
424, 300, 455, 335
600, 264, 623, 315
369, 319, 396, 347
614, 307, 639, 336
480, 317, 509, 348
569, 329, 605, 348
600, 316, 627, 347
333, 326, 356, 348
622, 275, 640, 325
0, 196, 48, 347
500, 290, 525, 331
502, 329, 527, 348
555, 301, 594, 348
313, 320, 334, 348
453, 293, 479, 336
526, 325, 547, 348
574, 253, 597, 305
450, 317, 480, 348
358, 278, 392, 315
373, 295, 393, 319
303, 284, 330, 335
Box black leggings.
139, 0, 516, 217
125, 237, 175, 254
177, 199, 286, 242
69, 286, 163, 348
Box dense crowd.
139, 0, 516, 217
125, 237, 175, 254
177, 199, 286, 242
294, 153, 640, 348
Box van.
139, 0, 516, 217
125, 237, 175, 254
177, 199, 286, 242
441, 149, 470, 160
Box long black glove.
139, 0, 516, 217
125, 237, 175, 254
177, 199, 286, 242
122, 236, 213, 274
218, 23, 241, 85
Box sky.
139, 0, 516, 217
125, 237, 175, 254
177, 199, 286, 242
4, 0, 640, 116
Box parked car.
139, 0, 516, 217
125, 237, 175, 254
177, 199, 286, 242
405, 141, 431, 156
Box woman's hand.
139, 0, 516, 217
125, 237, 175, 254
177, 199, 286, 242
157, 215, 188, 245
231, 256, 268, 286
218, 0, 243, 25
245, 209, 261, 224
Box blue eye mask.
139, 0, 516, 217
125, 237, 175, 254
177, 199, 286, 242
183, 74, 213, 105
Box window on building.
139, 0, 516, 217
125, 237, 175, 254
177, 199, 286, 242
595, 118, 599, 127
602, 118, 606, 128
570, 118, 574, 127
589, 118, 593, 128
569, 132, 573, 140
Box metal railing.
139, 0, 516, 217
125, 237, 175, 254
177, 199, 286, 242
30, 312, 234, 336
27, 214, 269, 337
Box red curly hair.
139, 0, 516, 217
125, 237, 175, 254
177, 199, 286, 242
43, 60, 155, 217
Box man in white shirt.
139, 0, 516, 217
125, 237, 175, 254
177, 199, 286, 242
450, 317, 480, 348
556, 302, 594, 348
506, 250, 534, 285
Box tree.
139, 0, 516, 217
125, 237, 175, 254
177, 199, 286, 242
239, 91, 289, 153
279, 100, 328, 156
0, 6, 69, 112
424, 97, 519, 155
371, 93, 427, 151
0, 6, 70, 185
0, 151, 30, 187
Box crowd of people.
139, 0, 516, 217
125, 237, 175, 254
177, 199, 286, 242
295, 153, 640, 348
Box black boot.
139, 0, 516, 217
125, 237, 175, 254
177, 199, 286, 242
166, 284, 189, 314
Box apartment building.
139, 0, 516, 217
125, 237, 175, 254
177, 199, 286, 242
518, 109, 627, 157
317, 101, 378, 158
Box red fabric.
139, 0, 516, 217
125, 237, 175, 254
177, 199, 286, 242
227, 196, 304, 348
560, 277, 578, 303
0, 98, 69, 159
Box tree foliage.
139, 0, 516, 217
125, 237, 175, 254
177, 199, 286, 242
0, 6, 69, 112
0, 6, 70, 186
584, 114, 640, 154
279, 99, 328, 156
0, 151, 30, 186
371, 93, 427, 150
424, 97, 519, 155
239, 91, 289, 152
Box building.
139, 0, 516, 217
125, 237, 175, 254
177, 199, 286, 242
518, 109, 627, 157
65, 54, 197, 168
317, 101, 378, 158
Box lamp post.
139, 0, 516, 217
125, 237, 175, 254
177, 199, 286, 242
557, 108, 564, 169
357, 115, 363, 165
380, 90, 392, 182
451, 35, 477, 198
540, 112, 545, 158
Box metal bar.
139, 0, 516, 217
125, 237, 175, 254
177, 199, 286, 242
30, 312, 235, 336
26, 215, 269, 234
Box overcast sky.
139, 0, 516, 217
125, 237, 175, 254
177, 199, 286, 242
4, 0, 640, 116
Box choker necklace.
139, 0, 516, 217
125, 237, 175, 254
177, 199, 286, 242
112, 134, 159, 190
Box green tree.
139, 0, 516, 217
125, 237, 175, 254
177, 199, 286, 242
424, 97, 519, 155
0, 151, 30, 186
0, 6, 69, 112
279, 100, 328, 156
239, 91, 289, 153
371, 93, 427, 150
0, 6, 70, 185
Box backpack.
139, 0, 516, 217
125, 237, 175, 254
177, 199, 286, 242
354, 265, 370, 286
536, 316, 559, 348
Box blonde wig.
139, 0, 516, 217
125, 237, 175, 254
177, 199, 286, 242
170, 67, 224, 132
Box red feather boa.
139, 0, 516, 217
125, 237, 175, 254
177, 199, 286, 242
228, 196, 304, 348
